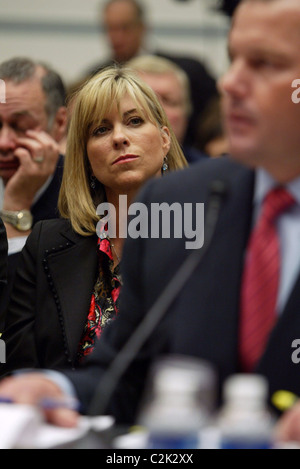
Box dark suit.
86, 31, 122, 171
0, 156, 64, 330
63, 157, 300, 424
1, 218, 98, 376
182, 145, 209, 165
31, 154, 64, 225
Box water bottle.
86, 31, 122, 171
137, 355, 216, 449
217, 374, 275, 449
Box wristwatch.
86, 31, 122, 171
0, 209, 33, 231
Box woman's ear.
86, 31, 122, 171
161, 126, 171, 155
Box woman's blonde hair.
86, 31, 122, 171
58, 65, 188, 236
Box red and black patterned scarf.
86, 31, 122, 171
77, 236, 122, 362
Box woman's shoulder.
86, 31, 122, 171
33, 217, 72, 234
28, 218, 76, 249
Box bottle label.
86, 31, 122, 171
221, 437, 272, 450
148, 434, 199, 449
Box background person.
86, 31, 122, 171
195, 96, 229, 158
128, 54, 209, 164
0, 57, 67, 238
0, 57, 68, 329
84, 0, 218, 148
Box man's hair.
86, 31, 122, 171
103, 0, 145, 24
0, 57, 66, 125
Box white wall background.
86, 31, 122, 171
0, 0, 231, 87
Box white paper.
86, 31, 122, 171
0, 403, 114, 449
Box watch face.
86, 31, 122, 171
17, 211, 33, 231
0, 210, 33, 231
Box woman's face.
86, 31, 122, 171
86, 93, 171, 199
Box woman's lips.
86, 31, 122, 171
113, 154, 139, 165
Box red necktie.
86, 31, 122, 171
239, 187, 295, 372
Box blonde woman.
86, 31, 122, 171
2, 66, 187, 376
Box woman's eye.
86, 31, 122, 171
93, 126, 108, 136
129, 117, 144, 126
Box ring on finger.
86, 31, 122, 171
33, 155, 44, 163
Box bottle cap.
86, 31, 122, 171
223, 374, 268, 406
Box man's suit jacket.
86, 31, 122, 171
31, 154, 64, 224
0, 156, 65, 329
65, 157, 300, 424
1, 218, 98, 376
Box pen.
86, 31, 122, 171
38, 397, 81, 411
0, 396, 80, 411
0, 397, 14, 404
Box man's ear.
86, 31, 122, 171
51, 106, 68, 143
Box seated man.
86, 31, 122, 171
0, 57, 67, 328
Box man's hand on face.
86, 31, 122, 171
3, 129, 60, 212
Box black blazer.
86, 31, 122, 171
64, 157, 300, 424
1, 218, 99, 376
31, 154, 64, 224
0, 156, 65, 330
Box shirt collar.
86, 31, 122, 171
254, 168, 300, 207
